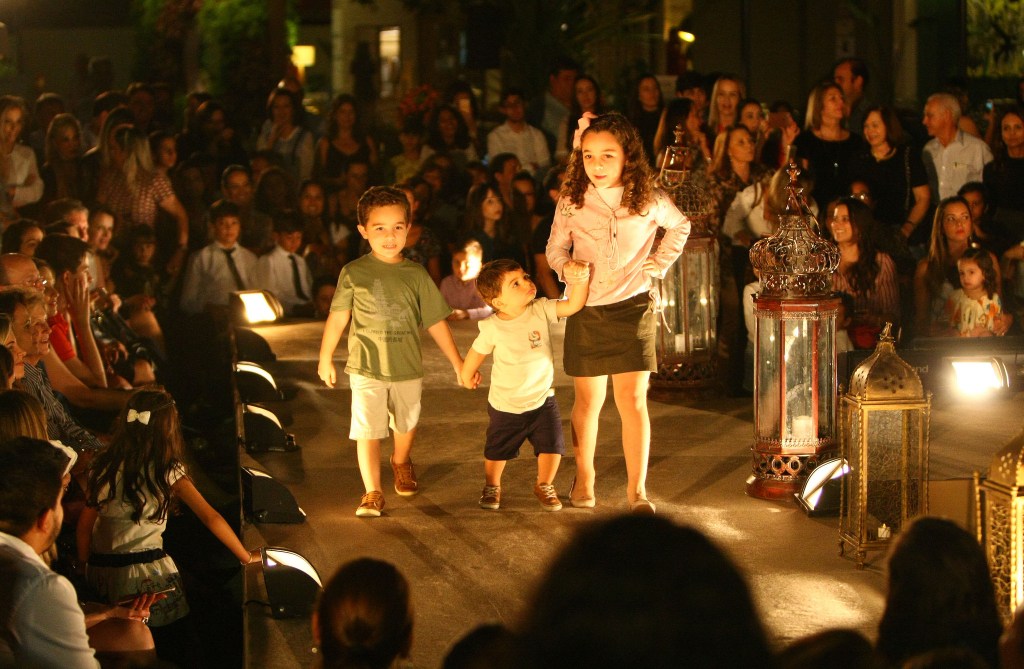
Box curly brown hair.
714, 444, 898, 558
561, 112, 655, 216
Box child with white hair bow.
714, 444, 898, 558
76, 388, 260, 652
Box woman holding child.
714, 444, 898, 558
547, 112, 689, 513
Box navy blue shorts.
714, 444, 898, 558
484, 396, 565, 461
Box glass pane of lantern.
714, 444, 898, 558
783, 317, 815, 443
816, 317, 836, 436
756, 317, 782, 439
658, 244, 717, 356
864, 409, 921, 535
846, 404, 863, 531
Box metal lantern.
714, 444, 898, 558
746, 163, 840, 499
839, 324, 931, 568
975, 427, 1024, 623
653, 124, 719, 390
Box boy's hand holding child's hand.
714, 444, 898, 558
563, 260, 591, 285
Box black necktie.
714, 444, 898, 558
289, 254, 309, 300
223, 248, 245, 290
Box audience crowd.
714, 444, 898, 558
0, 53, 1023, 667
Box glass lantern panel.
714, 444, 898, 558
815, 316, 836, 437
755, 317, 782, 439
864, 409, 923, 535
844, 403, 863, 532
782, 317, 816, 443
658, 246, 718, 356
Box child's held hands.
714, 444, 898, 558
563, 260, 591, 285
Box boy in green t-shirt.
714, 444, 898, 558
318, 186, 474, 517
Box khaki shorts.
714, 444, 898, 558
348, 373, 423, 440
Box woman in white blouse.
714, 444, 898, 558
0, 96, 43, 215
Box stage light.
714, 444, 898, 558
231, 290, 284, 324
243, 404, 298, 452
261, 547, 322, 618
235, 361, 283, 403
241, 467, 306, 524
951, 357, 1008, 395
795, 458, 849, 516
234, 327, 277, 363
677, 30, 696, 43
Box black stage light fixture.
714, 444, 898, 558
242, 404, 298, 453
241, 467, 306, 524
795, 458, 850, 516
235, 361, 284, 403
261, 546, 323, 618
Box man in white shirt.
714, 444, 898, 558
256, 212, 314, 316
0, 437, 155, 668
180, 200, 258, 315
487, 89, 551, 177
922, 92, 992, 202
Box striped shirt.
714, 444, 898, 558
20, 361, 102, 453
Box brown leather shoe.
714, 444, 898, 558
390, 455, 418, 496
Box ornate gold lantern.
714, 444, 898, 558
653, 124, 719, 390
746, 164, 840, 499
975, 427, 1024, 622
839, 324, 931, 568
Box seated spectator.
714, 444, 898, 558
958, 182, 1014, 259
40, 113, 87, 206
983, 105, 1024, 242
35, 235, 110, 389
0, 436, 159, 668
28, 92, 65, 165
180, 200, 257, 315
913, 196, 1008, 337
0, 253, 129, 415
328, 158, 370, 246
0, 289, 105, 452
825, 197, 900, 345
395, 181, 442, 284
177, 100, 248, 179
45, 198, 89, 240
256, 211, 314, 317
441, 240, 492, 321
0, 96, 43, 218
442, 624, 513, 669
487, 88, 551, 177
252, 166, 298, 247
512, 170, 543, 232
514, 515, 774, 668
530, 168, 566, 300
0, 219, 44, 256
776, 628, 876, 669
314, 93, 379, 193
876, 516, 1002, 668
426, 104, 478, 173
111, 225, 162, 321
0, 312, 26, 385
461, 180, 525, 267
312, 276, 336, 320
256, 87, 314, 181
313, 558, 413, 669
86, 206, 117, 295
390, 116, 428, 185
217, 164, 271, 255
297, 179, 343, 279
943, 246, 1002, 337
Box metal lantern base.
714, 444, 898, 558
651, 354, 718, 390
746, 441, 836, 500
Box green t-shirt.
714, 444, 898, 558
331, 254, 452, 381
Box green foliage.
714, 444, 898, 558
131, 0, 197, 87
966, 0, 1024, 77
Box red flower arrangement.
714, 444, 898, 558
398, 84, 440, 121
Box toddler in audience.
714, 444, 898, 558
111, 225, 162, 320
460, 258, 589, 511
441, 240, 492, 321
945, 246, 1001, 337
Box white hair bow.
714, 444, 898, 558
127, 409, 152, 425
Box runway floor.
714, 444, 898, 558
239, 318, 1023, 668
